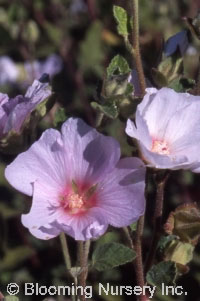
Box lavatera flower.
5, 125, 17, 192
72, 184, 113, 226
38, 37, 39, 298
126, 87, 200, 171
0, 77, 51, 138
0, 75, 52, 154
5, 118, 146, 241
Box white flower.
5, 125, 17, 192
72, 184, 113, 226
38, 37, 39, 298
126, 87, 200, 171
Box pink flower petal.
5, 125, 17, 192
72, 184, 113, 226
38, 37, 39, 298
5, 128, 66, 196
61, 118, 121, 183
97, 157, 145, 227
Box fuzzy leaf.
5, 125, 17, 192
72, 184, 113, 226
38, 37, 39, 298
151, 68, 168, 87
107, 55, 130, 78
92, 242, 136, 271
157, 235, 177, 253
164, 203, 200, 244
164, 241, 194, 265
146, 261, 177, 289
158, 56, 183, 83
104, 74, 130, 98
91, 102, 118, 119
113, 6, 128, 37
168, 77, 195, 92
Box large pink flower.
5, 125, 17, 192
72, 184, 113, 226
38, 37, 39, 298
126, 88, 200, 171
5, 118, 146, 241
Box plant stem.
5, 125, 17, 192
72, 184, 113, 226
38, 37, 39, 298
123, 226, 134, 250
60, 233, 77, 301
130, 0, 146, 96
60, 232, 72, 270
78, 240, 91, 301
134, 215, 149, 301
145, 171, 170, 274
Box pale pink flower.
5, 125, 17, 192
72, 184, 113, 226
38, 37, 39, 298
126, 88, 200, 171
5, 118, 146, 241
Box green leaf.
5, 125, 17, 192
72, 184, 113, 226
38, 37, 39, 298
92, 242, 136, 271
158, 56, 183, 83
113, 6, 128, 37
164, 241, 194, 265
91, 102, 118, 119
22, 20, 40, 43
53, 107, 67, 127
78, 21, 104, 76
107, 55, 130, 78
146, 261, 177, 289
5, 297, 19, 301
43, 21, 63, 46
0, 247, 34, 270
104, 74, 130, 99
95, 232, 120, 249
129, 222, 137, 231
168, 77, 195, 92
157, 235, 177, 253
151, 68, 168, 88
125, 83, 134, 95
164, 203, 200, 244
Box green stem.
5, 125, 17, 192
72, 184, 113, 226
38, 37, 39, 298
78, 240, 91, 301
145, 171, 170, 274
130, 0, 146, 96
59, 233, 77, 301
123, 226, 134, 250
60, 232, 72, 270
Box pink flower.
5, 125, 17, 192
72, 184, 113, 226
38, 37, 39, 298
5, 118, 146, 241
126, 88, 200, 171
0, 79, 51, 137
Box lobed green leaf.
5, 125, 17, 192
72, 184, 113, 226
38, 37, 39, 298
113, 6, 128, 37
146, 261, 177, 289
92, 242, 136, 271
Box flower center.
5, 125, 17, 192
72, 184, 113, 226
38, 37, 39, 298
151, 139, 170, 155
68, 193, 85, 210
60, 181, 98, 215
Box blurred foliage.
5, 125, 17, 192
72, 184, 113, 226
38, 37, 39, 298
0, 0, 200, 301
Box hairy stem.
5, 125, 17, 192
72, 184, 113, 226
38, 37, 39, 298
60, 232, 72, 271
145, 171, 170, 273
78, 240, 91, 301
123, 226, 134, 250
59, 233, 77, 301
134, 215, 149, 301
130, 0, 146, 96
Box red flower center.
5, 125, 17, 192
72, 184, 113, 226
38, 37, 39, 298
60, 181, 98, 215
